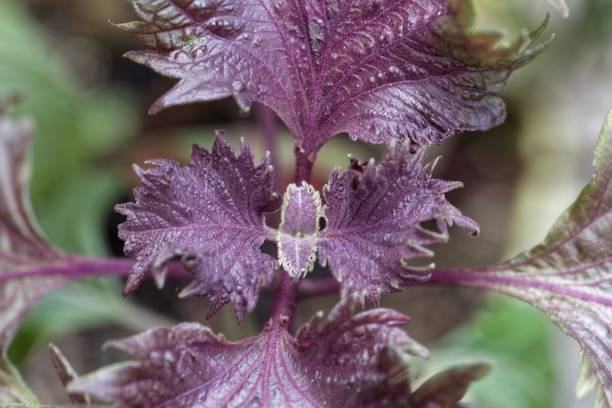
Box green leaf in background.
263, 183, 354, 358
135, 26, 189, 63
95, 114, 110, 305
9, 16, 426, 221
0, 0, 137, 205
427, 296, 556, 408
38, 170, 122, 256
8, 277, 175, 366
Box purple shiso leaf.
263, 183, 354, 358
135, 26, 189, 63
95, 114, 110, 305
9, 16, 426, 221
318, 139, 478, 304
0, 108, 66, 403
277, 182, 322, 280
429, 111, 612, 408
121, 0, 549, 155
115, 132, 280, 320
68, 295, 433, 407
409, 363, 491, 407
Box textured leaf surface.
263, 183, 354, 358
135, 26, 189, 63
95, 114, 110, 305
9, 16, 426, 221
318, 140, 478, 304
430, 111, 612, 408
69, 296, 430, 407
116, 133, 280, 320
277, 182, 321, 279
0, 108, 64, 403
122, 0, 547, 154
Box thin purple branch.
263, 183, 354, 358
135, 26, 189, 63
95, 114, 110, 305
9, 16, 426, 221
0, 257, 133, 283
299, 278, 339, 299
270, 273, 299, 328
0, 257, 190, 284
295, 148, 315, 184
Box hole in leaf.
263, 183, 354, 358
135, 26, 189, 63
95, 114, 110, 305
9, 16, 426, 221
318, 216, 327, 231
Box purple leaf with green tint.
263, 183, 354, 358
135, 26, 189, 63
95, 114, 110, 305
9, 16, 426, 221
68, 295, 428, 407
116, 132, 280, 320
121, 0, 548, 155
429, 111, 612, 408
0, 107, 64, 403
318, 140, 478, 304
277, 182, 321, 279
0, 102, 137, 402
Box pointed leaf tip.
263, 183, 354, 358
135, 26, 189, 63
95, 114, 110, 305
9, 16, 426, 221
48, 344, 90, 405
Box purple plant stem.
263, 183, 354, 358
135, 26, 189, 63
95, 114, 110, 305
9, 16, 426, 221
299, 277, 339, 298
0, 257, 190, 283
270, 272, 299, 324
0, 219, 49, 258
295, 267, 612, 307
429, 267, 612, 306
256, 104, 281, 188
294, 148, 314, 184
429, 268, 504, 287
0, 257, 132, 282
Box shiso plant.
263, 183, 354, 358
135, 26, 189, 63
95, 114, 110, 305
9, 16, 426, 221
0, 0, 611, 407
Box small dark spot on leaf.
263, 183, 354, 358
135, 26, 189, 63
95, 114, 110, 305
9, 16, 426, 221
183, 254, 198, 268
318, 216, 327, 231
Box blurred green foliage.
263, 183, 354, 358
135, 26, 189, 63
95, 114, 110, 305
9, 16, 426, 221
38, 171, 122, 256
0, 0, 136, 205
430, 297, 556, 408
